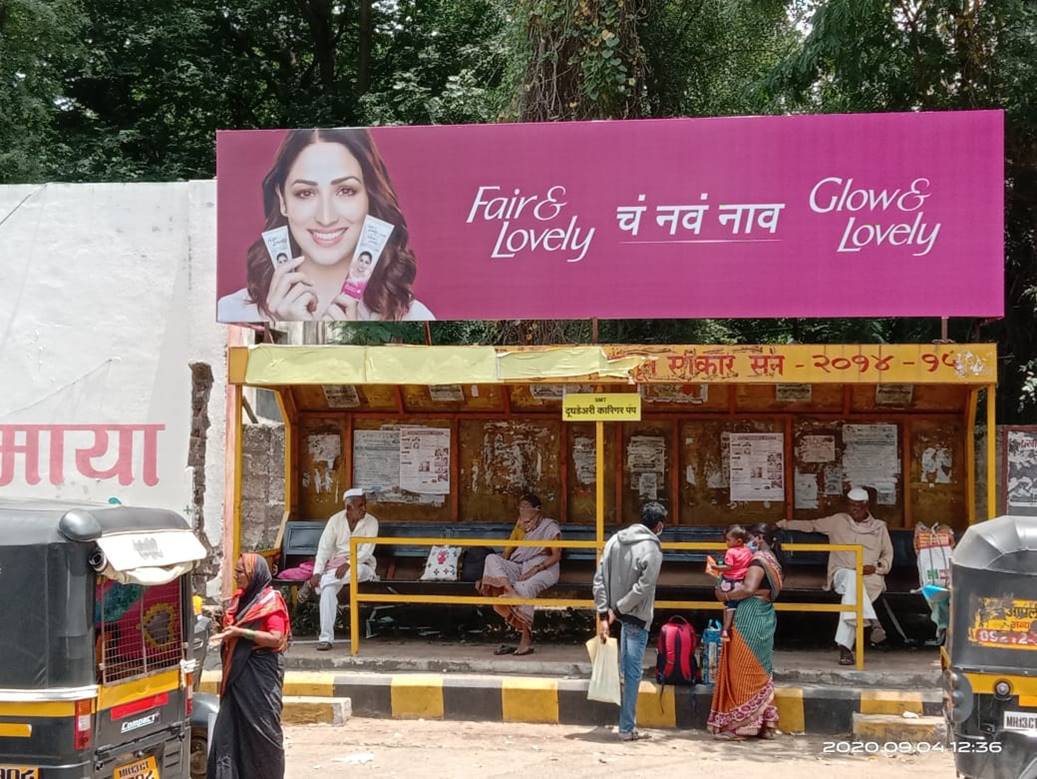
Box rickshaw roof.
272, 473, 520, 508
0, 498, 192, 547
953, 514, 1037, 573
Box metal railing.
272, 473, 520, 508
348, 536, 866, 669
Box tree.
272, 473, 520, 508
0, 0, 85, 182
765, 0, 1037, 421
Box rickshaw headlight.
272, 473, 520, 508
994, 681, 1012, 699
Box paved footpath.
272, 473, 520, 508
284, 718, 955, 778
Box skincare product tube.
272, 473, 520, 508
341, 216, 395, 299
262, 226, 292, 268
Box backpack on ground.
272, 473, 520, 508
655, 616, 697, 686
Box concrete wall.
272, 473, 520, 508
0, 181, 230, 594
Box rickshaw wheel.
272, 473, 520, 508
190, 734, 207, 778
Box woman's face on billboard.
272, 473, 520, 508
279, 142, 369, 267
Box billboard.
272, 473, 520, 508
216, 111, 1003, 323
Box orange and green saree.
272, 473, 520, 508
707, 550, 783, 738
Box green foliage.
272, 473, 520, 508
0, 0, 85, 181
511, 0, 648, 121
764, 0, 1037, 421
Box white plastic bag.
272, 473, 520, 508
586, 636, 621, 706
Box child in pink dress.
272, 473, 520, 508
712, 525, 753, 641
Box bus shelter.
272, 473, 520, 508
225, 342, 998, 666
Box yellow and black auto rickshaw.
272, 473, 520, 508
943, 514, 1037, 779
0, 499, 211, 778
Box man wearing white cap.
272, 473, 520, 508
778, 487, 894, 665
307, 488, 380, 651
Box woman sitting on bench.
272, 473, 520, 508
477, 493, 561, 656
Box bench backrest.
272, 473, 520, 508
779, 528, 918, 571
274, 520, 922, 573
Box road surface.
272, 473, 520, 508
284, 719, 955, 778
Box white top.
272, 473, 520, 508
313, 510, 379, 576
216, 288, 435, 323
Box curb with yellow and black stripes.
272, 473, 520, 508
202, 671, 942, 734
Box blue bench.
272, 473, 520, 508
271, 521, 921, 594
268, 520, 936, 643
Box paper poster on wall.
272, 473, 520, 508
776, 384, 812, 402
643, 384, 708, 404
353, 429, 401, 492
842, 424, 899, 500
399, 427, 451, 494
707, 432, 731, 489
323, 385, 360, 409
305, 433, 342, 495
530, 384, 565, 401
429, 385, 465, 403
798, 434, 836, 463
823, 466, 845, 496
921, 446, 953, 484
729, 433, 784, 502
638, 472, 658, 501
875, 481, 897, 505
1006, 430, 1037, 510
794, 470, 819, 509
572, 436, 597, 485
876, 384, 914, 406
626, 436, 666, 473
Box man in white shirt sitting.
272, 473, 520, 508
306, 487, 380, 651
778, 487, 894, 666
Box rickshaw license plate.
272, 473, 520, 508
1004, 711, 1037, 733
0, 767, 40, 779
114, 756, 159, 779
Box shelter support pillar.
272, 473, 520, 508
986, 384, 996, 521
595, 421, 605, 562
965, 388, 978, 525
223, 333, 249, 598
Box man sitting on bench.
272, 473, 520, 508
303, 487, 379, 651
778, 487, 893, 666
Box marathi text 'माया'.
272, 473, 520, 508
0, 424, 164, 487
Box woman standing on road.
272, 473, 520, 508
208, 553, 292, 779
707, 523, 784, 740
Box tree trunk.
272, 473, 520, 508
358, 0, 372, 95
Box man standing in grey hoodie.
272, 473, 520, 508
592, 501, 666, 741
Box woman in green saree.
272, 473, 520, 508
708, 523, 784, 739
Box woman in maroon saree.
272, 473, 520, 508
208, 553, 291, 779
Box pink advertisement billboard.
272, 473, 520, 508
216, 110, 1003, 322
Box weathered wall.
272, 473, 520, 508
240, 421, 286, 552
0, 181, 230, 594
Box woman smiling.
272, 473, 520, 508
217, 128, 434, 322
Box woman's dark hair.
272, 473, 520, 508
519, 493, 542, 509
748, 522, 785, 568
245, 128, 417, 320
725, 524, 749, 543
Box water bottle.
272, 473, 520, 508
701, 620, 722, 684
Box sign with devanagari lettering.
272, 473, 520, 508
563, 394, 641, 422
0, 424, 164, 490
216, 111, 1003, 322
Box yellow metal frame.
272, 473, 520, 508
986, 384, 996, 520
350, 537, 867, 669
965, 387, 979, 525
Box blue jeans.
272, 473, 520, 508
618, 621, 649, 734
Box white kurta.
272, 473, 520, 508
314, 511, 379, 644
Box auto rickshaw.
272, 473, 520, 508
0, 499, 215, 778
942, 514, 1037, 779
